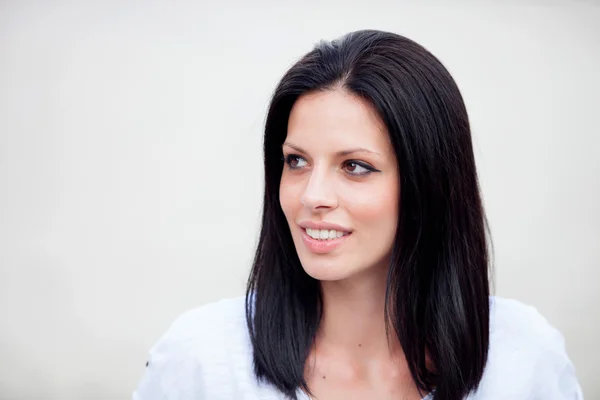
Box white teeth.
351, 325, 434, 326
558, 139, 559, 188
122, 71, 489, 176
306, 228, 348, 240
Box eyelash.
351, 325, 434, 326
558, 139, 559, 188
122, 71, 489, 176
282, 154, 379, 176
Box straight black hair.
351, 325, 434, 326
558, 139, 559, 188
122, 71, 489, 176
246, 29, 490, 400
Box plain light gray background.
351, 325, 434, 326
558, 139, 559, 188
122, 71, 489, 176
1, 1, 598, 399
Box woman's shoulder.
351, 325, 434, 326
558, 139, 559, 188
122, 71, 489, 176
133, 296, 254, 399
475, 296, 583, 398
487, 296, 574, 360
160, 295, 248, 344
152, 295, 250, 362
489, 296, 559, 343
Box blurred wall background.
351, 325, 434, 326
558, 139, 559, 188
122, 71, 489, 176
0, 1, 598, 398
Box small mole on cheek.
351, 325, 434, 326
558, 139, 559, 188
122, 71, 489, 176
322, 375, 326, 379
358, 344, 361, 347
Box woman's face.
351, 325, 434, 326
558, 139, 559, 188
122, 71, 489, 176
280, 89, 399, 282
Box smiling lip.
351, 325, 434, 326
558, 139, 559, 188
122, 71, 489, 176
300, 228, 351, 254
298, 220, 352, 232
297, 221, 352, 254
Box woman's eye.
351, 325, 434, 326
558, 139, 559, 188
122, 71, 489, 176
284, 154, 308, 169
344, 161, 373, 176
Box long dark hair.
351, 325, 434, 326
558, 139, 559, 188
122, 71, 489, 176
246, 29, 490, 400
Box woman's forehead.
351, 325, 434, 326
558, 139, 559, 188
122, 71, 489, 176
286, 89, 391, 153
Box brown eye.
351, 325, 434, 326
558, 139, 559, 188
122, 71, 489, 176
284, 154, 307, 169
289, 156, 300, 168
343, 161, 374, 176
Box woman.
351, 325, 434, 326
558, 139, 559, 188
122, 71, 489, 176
134, 30, 583, 400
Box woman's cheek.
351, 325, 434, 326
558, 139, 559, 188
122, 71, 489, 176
341, 181, 399, 221
279, 175, 304, 217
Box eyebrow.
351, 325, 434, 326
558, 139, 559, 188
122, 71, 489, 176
282, 142, 381, 157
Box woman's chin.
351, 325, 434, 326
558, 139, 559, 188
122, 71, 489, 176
301, 263, 355, 282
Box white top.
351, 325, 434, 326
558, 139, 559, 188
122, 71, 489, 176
133, 296, 583, 400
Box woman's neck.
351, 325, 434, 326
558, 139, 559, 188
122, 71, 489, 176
315, 264, 402, 360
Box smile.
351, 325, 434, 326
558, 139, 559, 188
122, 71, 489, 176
305, 228, 350, 240
301, 228, 351, 254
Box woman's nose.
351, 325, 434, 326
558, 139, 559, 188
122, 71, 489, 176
300, 170, 338, 211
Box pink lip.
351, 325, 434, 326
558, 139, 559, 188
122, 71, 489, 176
300, 228, 351, 254
298, 220, 353, 233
